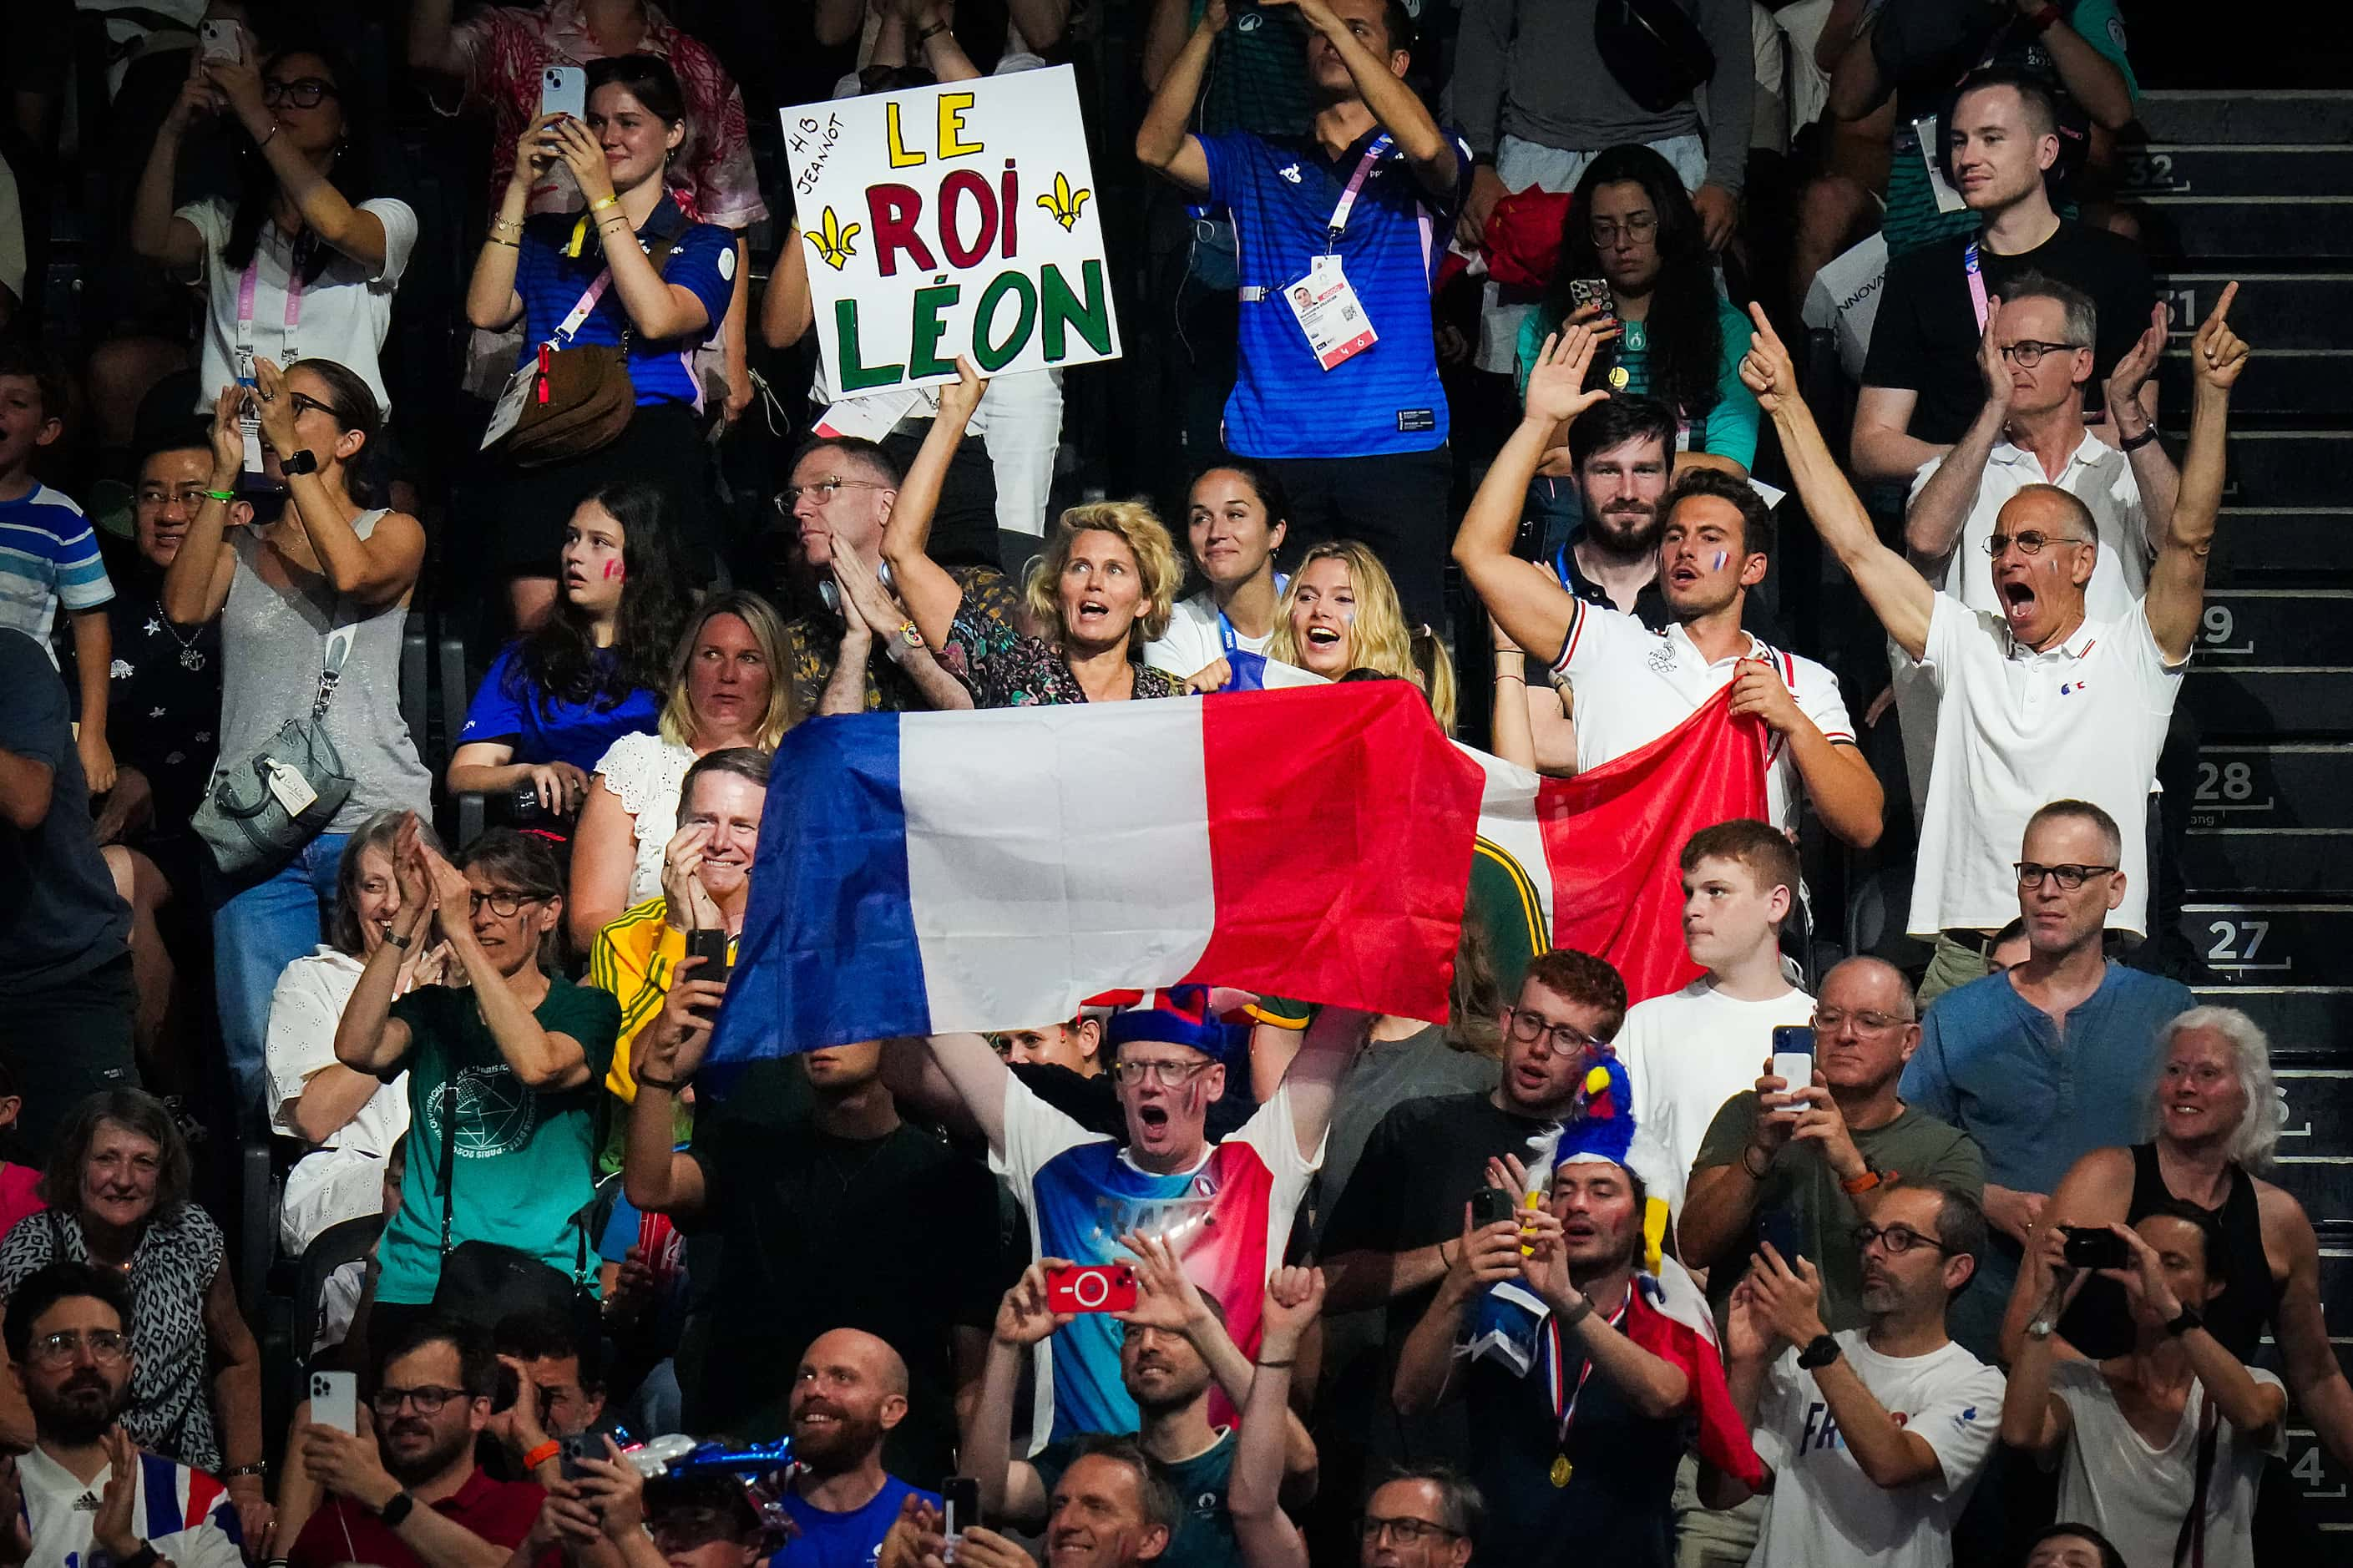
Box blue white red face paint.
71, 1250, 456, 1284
1712, 551, 1728, 573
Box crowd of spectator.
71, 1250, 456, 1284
0, 2, 2335, 1567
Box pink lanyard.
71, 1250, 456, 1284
1325, 134, 1394, 251
235, 231, 312, 382
1964, 242, 1990, 332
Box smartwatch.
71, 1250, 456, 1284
1797, 1333, 1843, 1369
377, 1491, 417, 1529
282, 448, 321, 477
2164, 1303, 2205, 1338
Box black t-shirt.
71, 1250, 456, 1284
0, 630, 129, 993
1462, 1338, 1683, 1567
1861, 220, 2154, 445
686, 1059, 1008, 1479
61, 545, 223, 837
1320, 1093, 1561, 1348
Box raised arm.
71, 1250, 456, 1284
2145, 284, 2244, 663
761, 225, 812, 350
1823, 9, 1890, 119
1700, 1279, 1779, 1507
1748, 1247, 1940, 1485
1743, 304, 1936, 660
466, 123, 544, 333
2000, 1252, 2081, 1456
879, 361, 989, 650
555, 122, 714, 341
1269, 0, 1458, 195
2108, 1222, 2285, 1441
2035, 0, 2135, 129
1276, 1004, 1371, 1163
335, 814, 432, 1076
925, 1029, 1016, 1160
1997, 1147, 2132, 1363
1519, 1209, 1690, 1419
1902, 301, 2011, 566
1851, 386, 1951, 487
620, 967, 727, 1217
130, 64, 215, 272
210, 51, 387, 269
1230, 1268, 1321, 1568
417, 842, 588, 1090
1453, 326, 1612, 664
249, 358, 424, 606
2103, 302, 2178, 538
1134, 0, 1222, 195
969, 1262, 1065, 1525
404, 0, 471, 83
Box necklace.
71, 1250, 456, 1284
153, 601, 207, 670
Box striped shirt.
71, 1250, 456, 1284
1201, 125, 1471, 458
588, 895, 735, 1101
0, 485, 113, 646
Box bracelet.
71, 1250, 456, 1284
486, 235, 520, 249
638, 1071, 692, 1093
523, 1439, 562, 1469
493, 216, 524, 235
590, 194, 621, 212
2118, 424, 2160, 453
1740, 1145, 1771, 1180
222, 1461, 267, 1479
1556, 1293, 1595, 1329
916, 21, 949, 43
255, 121, 280, 149
2027, 2, 2062, 32
1254, 1358, 1296, 1368
1439, 1238, 1455, 1272
202, 488, 236, 503
1495, 672, 1526, 685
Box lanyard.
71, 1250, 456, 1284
1325, 134, 1393, 252
235, 230, 314, 382
1545, 1283, 1632, 1443
1963, 241, 1991, 333
1214, 573, 1286, 651
552, 271, 617, 346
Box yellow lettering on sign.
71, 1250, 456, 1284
938, 93, 983, 159
885, 102, 925, 168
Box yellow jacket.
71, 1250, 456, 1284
587, 896, 738, 1101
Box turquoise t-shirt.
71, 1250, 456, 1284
375, 976, 621, 1305
1515, 296, 1759, 469
1880, 0, 2138, 257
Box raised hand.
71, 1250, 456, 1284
92, 1428, 143, 1561
1978, 296, 2015, 413
1738, 301, 1799, 412
994, 1257, 1077, 1346
1116, 1230, 1212, 1333
832, 540, 913, 645
660, 822, 725, 929
392, 812, 435, 918
1723, 1277, 1774, 1363
1443, 1201, 1528, 1304
2100, 1222, 2188, 1328
1515, 1206, 1583, 1317
1727, 656, 1804, 735
510, 111, 569, 193
2105, 300, 2169, 412
1523, 327, 1611, 427
1748, 1244, 1829, 1348
551, 115, 617, 208
209, 384, 249, 483
935, 356, 989, 431
2190, 281, 2250, 391
641, 955, 726, 1079
250, 357, 305, 458
1261, 1265, 1327, 1343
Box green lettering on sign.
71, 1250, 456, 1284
974, 271, 1038, 373
1040, 259, 1113, 362
833, 300, 904, 392
909, 277, 963, 379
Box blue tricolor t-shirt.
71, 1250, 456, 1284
1200, 126, 1470, 459
773, 1475, 940, 1568
512, 194, 734, 408
458, 641, 662, 775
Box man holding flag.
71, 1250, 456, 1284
923, 987, 1365, 1452
1455, 325, 1884, 852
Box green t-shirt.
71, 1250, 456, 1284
1036, 1429, 1241, 1568
1693, 1094, 1985, 1332
376, 976, 621, 1306
1514, 298, 1761, 470
1188, 1, 1312, 139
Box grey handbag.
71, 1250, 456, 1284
193, 616, 356, 878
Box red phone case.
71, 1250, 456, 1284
1044, 1262, 1139, 1313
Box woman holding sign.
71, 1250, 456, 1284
884, 362, 1187, 707
466, 53, 734, 630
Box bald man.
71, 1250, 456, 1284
1679, 957, 1986, 1330
776, 1328, 940, 1567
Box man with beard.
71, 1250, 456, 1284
925, 987, 1361, 1449
1706, 1185, 2005, 1568
286, 1314, 550, 1568
1460, 326, 1880, 847
1393, 1159, 1758, 1565
774, 1328, 939, 1568
8, 1262, 242, 1568
968, 1237, 1317, 1565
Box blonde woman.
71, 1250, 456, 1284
566, 590, 793, 948
1268, 541, 1457, 733
885, 362, 1187, 706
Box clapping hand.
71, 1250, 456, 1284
1977, 296, 2015, 412
2189, 281, 2250, 391
92, 1429, 144, 1562
660, 822, 726, 930
248, 357, 305, 458
2105, 300, 2169, 415
1723, 1277, 1774, 1364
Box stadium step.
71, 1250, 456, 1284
2182, 668, 2353, 737
2121, 144, 2353, 200
2181, 743, 2353, 894
2159, 351, 2353, 421
2175, 903, 2353, 986
2155, 273, 2353, 350
2220, 432, 2353, 508
2209, 511, 2353, 583
2185, 590, 2353, 667
2139, 196, 2353, 262
2193, 984, 2353, 1046
2135, 89, 2353, 145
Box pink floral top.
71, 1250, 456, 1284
443, 0, 769, 230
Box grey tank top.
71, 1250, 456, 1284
219, 508, 432, 832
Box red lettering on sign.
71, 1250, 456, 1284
938, 169, 997, 269
866, 184, 936, 279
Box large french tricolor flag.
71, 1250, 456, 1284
707, 681, 1486, 1061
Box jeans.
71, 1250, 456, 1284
211, 832, 349, 1110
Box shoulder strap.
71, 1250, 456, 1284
2173, 1393, 2221, 1568
439, 1078, 458, 1257
312, 595, 354, 725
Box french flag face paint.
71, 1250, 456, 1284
603, 559, 624, 581
1712, 551, 1729, 574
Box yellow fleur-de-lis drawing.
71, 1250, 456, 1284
1038, 172, 1091, 231
803, 206, 862, 270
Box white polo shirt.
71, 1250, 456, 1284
1910, 433, 2155, 618
1910, 594, 2185, 938
1549, 599, 1857, 835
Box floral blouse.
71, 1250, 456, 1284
947, 592, 1187, 708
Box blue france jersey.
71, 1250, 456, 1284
997, 1078, 1319, 1454
1199, 126, 1470, 459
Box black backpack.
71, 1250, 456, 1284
1593, 0, 1718, 114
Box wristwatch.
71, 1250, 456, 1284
2118, 424, 2160, 452
1840, 1162, 1897, 1196
2027, 1316, 2057, 1340
377, 1490, 417, 1529
117, 1545, 160, 1568
1797, 1333, 1843, 1369
2164, 1303, 2205, 1338
282, 448, 320, 476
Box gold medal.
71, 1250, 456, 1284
1550, 1454, 1573, 1488
1607, 365, 1630, 391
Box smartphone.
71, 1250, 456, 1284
1043, 1262, 1139, 1314
1769, 1025, 1816, 1104
309, 1369, 357, 1434
559, 1433, 598, 1483
940, 1476, 980, 1561
493, 1359, 521, 1414
1470, 1186, 1515, 1230
2062, 1226, 2132, 1272
683, 928, 731, 984
540, 65, 587, 124
1567, 276, 1618, 329
1758, 1207, 1803, 1267
199, 19, 242, 64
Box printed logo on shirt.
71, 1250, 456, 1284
1800, 1402, 1844, 1454
435, 1063, 541, 1159
1238, 11, 1263, 30
1279, 164, 1303, 185
1089, 1190, 1218, 1250
2062, 680, 2090, 695
1955, 1405, 1979, 1430
1396, 408, 1435, 432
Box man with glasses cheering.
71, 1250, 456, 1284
286, 1313, 552, 1568
1739, 281, 2249, 1006
1898, 801, 2190, 1363
1702, 1184, 2006, 1567
923, 986, 1365, 1448
8, 1262, 244, 1568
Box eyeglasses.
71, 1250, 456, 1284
2014, 862, 2119, 891
1997, 340, 2086, 368
1111, 1057, 1217, 1088
1852, 1222, 1956, 1257
262, 78, 342, 109
371, 1383, 470, 1417
1588, 214, 1657, 246
1983, 530, 2091, 557
468, 888, 543, 918
137, 483, 215, 512
775, 479, 888, 512
28, 1329, 129, 1368
1360, 1517, 1464, 1545
1505, 1006, 1604, 1055
1813, 1008, 1906, 1034
286, 391, 339, 422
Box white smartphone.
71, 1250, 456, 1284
310, 1369, 357, 1434
199, 20, 242, 64
539, 65, 587, 124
